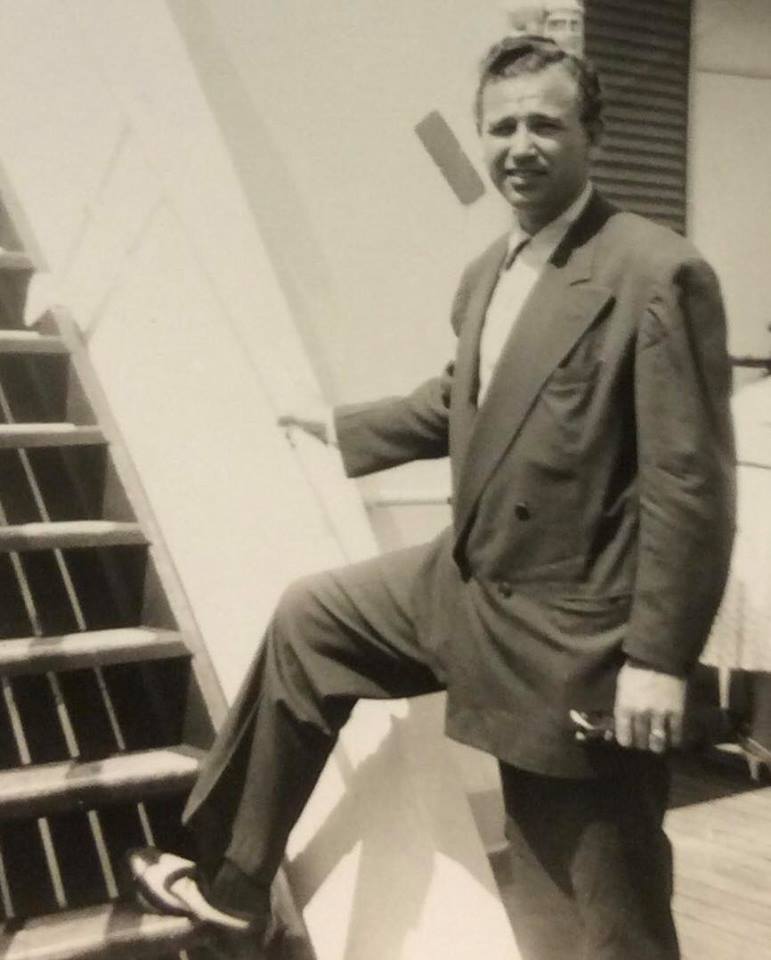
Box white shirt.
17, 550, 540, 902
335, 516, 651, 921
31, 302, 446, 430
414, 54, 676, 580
477, 183, 593, 405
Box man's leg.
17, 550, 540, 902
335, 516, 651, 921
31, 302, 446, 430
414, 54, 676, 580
499, 752, 679, 960
179, 543, 444, 923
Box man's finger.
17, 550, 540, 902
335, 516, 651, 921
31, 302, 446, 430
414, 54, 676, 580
277, 416, 327, 444
631, 712, 651, 751
649, 711, 669, 753
615, 709, 633, 748
667, 712, 684, 750
648, 715, 668, 754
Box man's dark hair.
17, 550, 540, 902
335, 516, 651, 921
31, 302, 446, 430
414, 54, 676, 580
474, 35, 603, 142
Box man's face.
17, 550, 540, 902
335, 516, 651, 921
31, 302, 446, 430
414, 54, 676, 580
479, 63, 594, 233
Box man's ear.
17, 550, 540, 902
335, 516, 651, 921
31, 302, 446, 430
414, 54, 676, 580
587, 119, 604, 148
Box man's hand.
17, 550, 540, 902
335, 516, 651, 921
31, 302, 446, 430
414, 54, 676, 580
277, 402, 333, 445
614, 662, 687, 754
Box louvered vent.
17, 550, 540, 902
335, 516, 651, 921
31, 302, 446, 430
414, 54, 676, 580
585, 0, 692, 234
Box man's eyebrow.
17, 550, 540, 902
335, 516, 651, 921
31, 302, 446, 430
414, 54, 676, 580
487, 111, 563, 125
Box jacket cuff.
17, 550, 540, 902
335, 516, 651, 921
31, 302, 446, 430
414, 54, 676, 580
623, 653, 687, 677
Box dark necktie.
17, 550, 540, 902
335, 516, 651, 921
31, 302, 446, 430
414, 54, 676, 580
501, 236, 530, 272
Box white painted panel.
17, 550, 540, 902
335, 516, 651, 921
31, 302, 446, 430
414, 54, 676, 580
0, 3, 126, 268
88, 203, 347, 693
693, 0, 771, 76
690, 72, 771, 357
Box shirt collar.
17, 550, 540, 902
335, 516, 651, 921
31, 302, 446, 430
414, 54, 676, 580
506, 182, 593, 258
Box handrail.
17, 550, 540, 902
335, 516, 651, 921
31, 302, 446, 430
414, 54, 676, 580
364, 491, 451, 508
731, 355, 771, 371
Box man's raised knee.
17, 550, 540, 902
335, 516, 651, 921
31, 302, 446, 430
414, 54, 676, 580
273, 571, 335, 634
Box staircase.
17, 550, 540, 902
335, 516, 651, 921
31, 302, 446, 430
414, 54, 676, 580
0, 253, 308, 959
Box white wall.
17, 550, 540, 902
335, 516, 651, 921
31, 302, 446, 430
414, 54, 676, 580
690, 0, 771, 361
182, 0, 506, 403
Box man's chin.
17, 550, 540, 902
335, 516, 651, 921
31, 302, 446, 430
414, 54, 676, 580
505, 191, 542, 216
500, 175, 543, 199
497, 178, 543, 207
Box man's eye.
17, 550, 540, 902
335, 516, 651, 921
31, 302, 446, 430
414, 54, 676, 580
530, 120, 560, 134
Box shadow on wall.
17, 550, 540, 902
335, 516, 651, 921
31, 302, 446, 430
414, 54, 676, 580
287, 696, 498, 960
166, 0, 342, 403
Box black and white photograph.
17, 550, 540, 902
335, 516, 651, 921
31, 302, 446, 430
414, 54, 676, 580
0, 2, 768, 958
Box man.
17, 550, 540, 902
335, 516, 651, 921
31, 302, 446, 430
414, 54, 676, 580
131, 36, 735, 960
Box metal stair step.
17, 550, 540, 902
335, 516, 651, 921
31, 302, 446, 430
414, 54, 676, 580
0, 330, 68, 355
0, 521, 147, 552
0, 628, 189, 676
0, 901, 208, 960
0, 423, 104, 448
0, 746, 203, 819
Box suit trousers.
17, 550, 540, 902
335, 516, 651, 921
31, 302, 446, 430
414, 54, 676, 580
183, 544, 679, 960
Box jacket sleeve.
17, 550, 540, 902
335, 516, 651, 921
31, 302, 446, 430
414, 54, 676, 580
330, 254, 481, 478
623, 258, 736, 675
333, 361, 453, 478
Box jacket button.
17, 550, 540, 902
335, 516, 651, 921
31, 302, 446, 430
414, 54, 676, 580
498, 581, 513, 598
514, 501, 531, 521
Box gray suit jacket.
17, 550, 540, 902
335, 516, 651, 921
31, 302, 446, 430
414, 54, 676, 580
336, 191, 736, 776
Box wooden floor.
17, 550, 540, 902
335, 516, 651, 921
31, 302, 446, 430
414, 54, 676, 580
668, 752, 771, 960
491, 751, 771, 959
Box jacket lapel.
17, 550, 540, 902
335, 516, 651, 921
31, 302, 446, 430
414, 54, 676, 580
449, 234, 508, 493
452, 192, 616, 543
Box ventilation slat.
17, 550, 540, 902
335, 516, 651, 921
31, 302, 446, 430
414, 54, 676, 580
593, 52, 686, 84
590, 5, 693, 40
598, 133, 686, 162
602, 108, 687, 136
587, 0, 691, 232
591, 167, 687, 192
597, 0, 692, 26
600, 87, 687, 117
601, 119, 686, 147
602, 77, 687, 102
588, 23, 688, 56
595, 149, 685, 176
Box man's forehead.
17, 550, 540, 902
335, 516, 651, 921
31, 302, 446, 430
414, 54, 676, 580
481, 65, 580, 117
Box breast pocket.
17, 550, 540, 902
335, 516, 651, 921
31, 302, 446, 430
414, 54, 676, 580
547, 360, 601, 390
534, 362, 600, 464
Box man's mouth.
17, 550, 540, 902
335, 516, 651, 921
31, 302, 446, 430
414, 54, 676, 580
505, 168, 544, 183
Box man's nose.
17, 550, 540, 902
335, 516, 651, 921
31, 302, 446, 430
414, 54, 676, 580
507, 126, 535, 159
